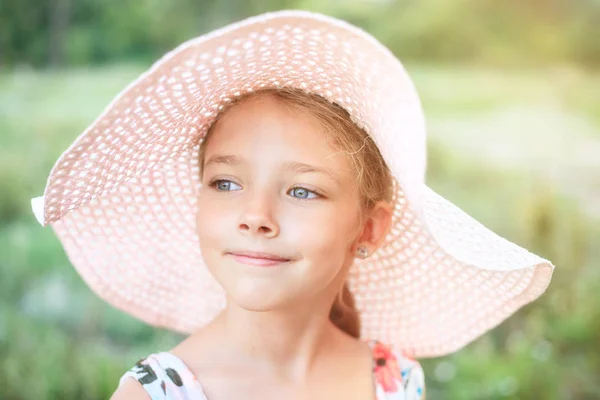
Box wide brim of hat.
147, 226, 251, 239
31, 10, 553, 358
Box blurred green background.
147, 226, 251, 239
1, 0, 599, 399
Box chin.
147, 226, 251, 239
226, 281, 299, 312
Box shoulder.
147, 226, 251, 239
110, 377, 150, 400
112, 354, 166, 400
369, 340, 426, 399
113, 352, 206, 400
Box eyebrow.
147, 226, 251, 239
285, 161, 341, 184
204, 154, 243, 167
203, 155, 341, 184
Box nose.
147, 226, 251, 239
237, 192, 280, 238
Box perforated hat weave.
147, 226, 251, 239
31, 10, 554, 358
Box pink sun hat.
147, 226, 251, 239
31, 10, 554, 358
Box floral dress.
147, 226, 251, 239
119, 340, 425, 399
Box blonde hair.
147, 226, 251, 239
198, 87, 394, 338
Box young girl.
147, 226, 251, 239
32, 10, 554, 400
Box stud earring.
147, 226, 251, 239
356, 246, 369, 259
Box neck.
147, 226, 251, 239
212, 295, 342, 380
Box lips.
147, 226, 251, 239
227, 250, 291, 267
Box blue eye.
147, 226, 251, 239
289, 187, 319, 199
212, 179, 242, 191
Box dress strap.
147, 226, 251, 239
119, 352, 208, 399
367, 340, 425, 399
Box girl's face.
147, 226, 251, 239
196, 95, 364, 312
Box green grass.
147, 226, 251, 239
1, 64, 599, 399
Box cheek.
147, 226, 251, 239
283, 201, 361, 263
196, 195, 236, 250
195, 196, 241, 290
285, 203, 361, 298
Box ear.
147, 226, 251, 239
353, 200, 393, 256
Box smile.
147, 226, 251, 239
227, 251, 292, 267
